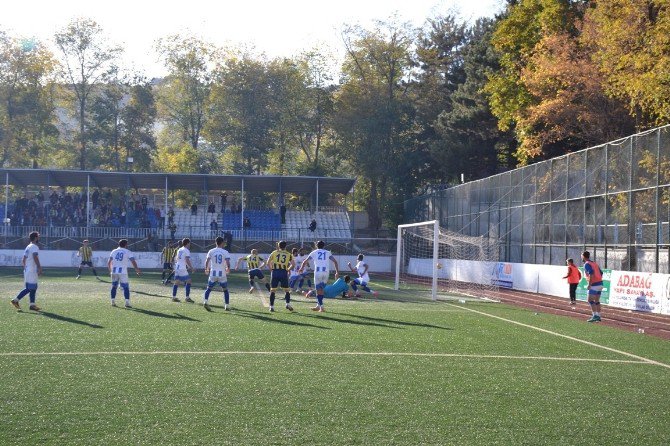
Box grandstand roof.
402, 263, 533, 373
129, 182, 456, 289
0, 169, 356, 194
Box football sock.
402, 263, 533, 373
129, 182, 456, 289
28, 290, 36, 304
204, 287, 212, 301
172, 285, 178, 297
224, 289, 230, 305
265, 283, 271, 291
111, 286, 118, 300
185, 284, 191, 297
123, 286, 130, 300
285, 292, 291, 303
249, 279, 254, 287
362, 285, 371, 292
15, 289, 30, 301
77, 268, 82, 275
317, 295, 324, 307
269, 292, 275, 307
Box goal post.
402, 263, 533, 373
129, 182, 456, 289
395, 220, 439, 300
395, 220, 501, 301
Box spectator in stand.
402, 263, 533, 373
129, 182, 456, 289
243, 216, 251, 229
167, 206, 175, 224
120, 208, 127, 226
92, 189, 100, 209
141, 195, 148, 211
309, 219, 317, 232
220, 193, 227, 213
229, 198, 236, 213
155, 208, 163, 228
208, 201, 216, 214
280, 203, 286, 224
210, 219, 218, 236
169, 222, 177, 240
191, 202, 198, 216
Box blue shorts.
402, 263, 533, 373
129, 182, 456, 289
208, 280, 228, 289
175, 274, 191, 282
25, 282, 38, 291
249, 269, 264, 280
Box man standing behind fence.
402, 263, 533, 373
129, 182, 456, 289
76, 239, 100, 280
563, 258, 581, 306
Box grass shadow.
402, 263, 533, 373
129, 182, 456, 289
295, 312, 401, 329
40, 311, 104, 329
331, 312, 452, 330
133, 290, 168, 298
129, 307, 201, 322
233, 309, 330, 330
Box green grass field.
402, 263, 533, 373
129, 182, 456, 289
1, 267, 669, 445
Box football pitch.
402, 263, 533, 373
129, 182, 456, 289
1, 268, 669, 445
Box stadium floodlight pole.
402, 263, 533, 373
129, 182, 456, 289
164, 175, 168, 243
86, 174, 90, 238
395, 220, 439, 301
4, 172, 8, 222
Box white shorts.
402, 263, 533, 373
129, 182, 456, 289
24, 270, 39, 286
314, 271, 329, 289
111, 273, 129, 285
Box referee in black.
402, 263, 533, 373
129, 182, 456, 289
76, 239, 100, 280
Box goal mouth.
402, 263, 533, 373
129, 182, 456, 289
395, 220, 501, 302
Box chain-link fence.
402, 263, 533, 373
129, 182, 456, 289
405, 125, 670, 273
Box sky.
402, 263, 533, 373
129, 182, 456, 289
1, 0, 504, 77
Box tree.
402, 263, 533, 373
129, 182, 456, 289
435, 18, 513, 181
206, 53, 275, 174
55, 18, 122, 170
155, 34, 217, 150
516, 32, 634, 160
485, 0, 581, 163
0, 32, 59, 168
120, 80, 157, 172
334, 20, 416, 228
583, 0, 670, 126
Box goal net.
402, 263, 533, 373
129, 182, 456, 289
395, 220, 501, 301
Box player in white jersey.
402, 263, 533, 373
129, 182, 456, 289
299, 240, 339, 312
172, 238, 195, 303
203, 236, 231, 311
107, 239, 141, 308
290, 248, 312, 291
347, 254, 378, 297
10, 232, 43, 311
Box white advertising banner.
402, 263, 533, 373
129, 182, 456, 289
608, 271, 667, 314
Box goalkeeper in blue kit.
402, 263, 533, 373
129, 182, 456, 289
304, 275, 352, 299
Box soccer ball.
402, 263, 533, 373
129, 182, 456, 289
436, 263, 443, 269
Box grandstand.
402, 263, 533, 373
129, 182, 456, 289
0, 168, 356, 251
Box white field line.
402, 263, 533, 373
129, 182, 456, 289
445, 302, 670, 370
0, 350, 649, 365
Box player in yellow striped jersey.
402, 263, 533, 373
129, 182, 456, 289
161, 241, 177, 284
76, 239, 100, 280
266, 240, 295, 313
162, 240, 182, 285
235, 248, 271, 293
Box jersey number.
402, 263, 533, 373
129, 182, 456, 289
115, 252, 124, 261
276, 253, 287, 264
215, 254, 223, 264
317, 252, 326, 260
